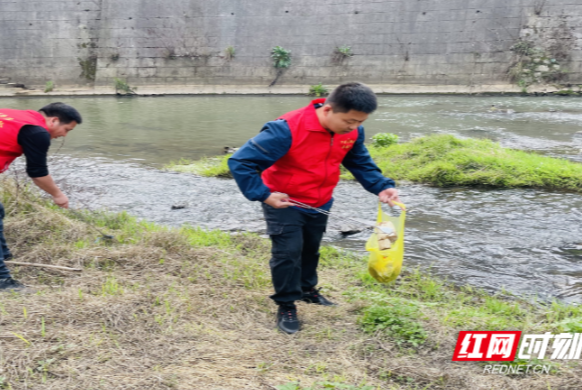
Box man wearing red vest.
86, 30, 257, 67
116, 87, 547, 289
0, 102, 82, 292
228, 83, 400, 334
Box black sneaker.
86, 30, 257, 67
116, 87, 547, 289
276, 303, 300, 334
0, 278, 26, 292
301, 288, 337, 306
3, 254, 13, 260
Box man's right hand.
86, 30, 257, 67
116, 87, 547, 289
53, 193, 69, 209
264, 192, 292, 209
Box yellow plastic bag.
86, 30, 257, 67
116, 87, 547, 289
365, 201, 406, 283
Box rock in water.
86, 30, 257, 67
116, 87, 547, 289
339, 224, 365, 235
171, 204, 187, 210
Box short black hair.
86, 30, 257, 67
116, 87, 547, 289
325, 82, 377, 114
39, 102, 83, 124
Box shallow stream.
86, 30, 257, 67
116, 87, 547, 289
3, 95, 582, 302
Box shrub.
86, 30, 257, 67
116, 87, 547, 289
308, 83, 329, 97
271, 46, 292, 69
114, 78, 136, 95
44, 81, 54, 93
371, 132, 399, 147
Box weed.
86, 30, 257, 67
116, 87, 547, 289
332, 46, 354, 64
101, 276, 124, 296
271, 46, 292, 69
371, 132, 399, 147
359, 303, 427, 347
44, 81, 54, 93
164, 155, 232, 177
224, 46, 235, 60
308, 83, 329, 97
114, 78, 136, 95
270, 46, 292, 86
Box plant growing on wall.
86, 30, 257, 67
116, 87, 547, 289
508, 39, 566, 93
114, 78, 136, 95
332, 45, 353, 64
44, 81, 54, 93
224, 46, 235, 60
308, 83, 329, 97
269, 46, 291, 86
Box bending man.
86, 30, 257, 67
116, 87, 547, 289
228, 83, 399, 334
0, 102, 82, 291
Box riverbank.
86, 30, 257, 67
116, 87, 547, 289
165, 134, 582, 192
0, 83, 562, 97
1, 179, 580, 390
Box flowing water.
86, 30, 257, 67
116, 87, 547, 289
2, 95, 582, 302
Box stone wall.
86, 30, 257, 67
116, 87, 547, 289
1, 0, 581, 92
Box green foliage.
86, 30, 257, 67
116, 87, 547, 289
364, 134, 582, 191
114, 78, 136, 95
224, 46, 235, 60
371, 132, 399, 147
511, 40, 537, 57
101, 276, 124, 296
277, 382, 373, 390
359, 303, 427, 347
336, 45, 353, 57
44, 81, 54, 93
165, 155, 232, 177
271, 46, 292, 69
308, 83, 329, 97
508, 39, 566, 91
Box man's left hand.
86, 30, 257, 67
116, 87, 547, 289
378, 188, 400, 207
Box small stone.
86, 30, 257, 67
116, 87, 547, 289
171, 204, 187, 210
537, 65, 549, 72
339, 224, 364, 235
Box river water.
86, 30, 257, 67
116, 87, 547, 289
2, 95, 582, 302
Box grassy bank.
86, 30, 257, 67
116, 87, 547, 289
165, 135, 582, 192
0, 179, 581, 390
363, 135, 582, 190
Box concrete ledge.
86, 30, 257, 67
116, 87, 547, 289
0, 83, 564, 97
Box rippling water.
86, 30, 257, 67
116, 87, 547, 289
2, 95, 582, 302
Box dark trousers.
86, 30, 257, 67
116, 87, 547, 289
262, 203, 328, 305
0, 202, 12, 279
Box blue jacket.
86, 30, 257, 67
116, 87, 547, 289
228, 119, 395, 211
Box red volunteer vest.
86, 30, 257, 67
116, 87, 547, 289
0, 109, 48, 173
262, 99, 359, 207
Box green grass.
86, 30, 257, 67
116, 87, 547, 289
164, 155, 232, 177
165, 134, 582, 192
4, 179, 581, 388
359, 134, 582, 190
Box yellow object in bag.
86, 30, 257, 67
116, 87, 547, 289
365, 201, 406, 283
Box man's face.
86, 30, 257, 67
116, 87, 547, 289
46, 117, 77, 139
321, 105, 369, 135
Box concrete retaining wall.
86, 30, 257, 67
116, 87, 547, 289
1, 0, 581, 93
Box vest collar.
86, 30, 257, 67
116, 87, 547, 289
304, 98, 329, 133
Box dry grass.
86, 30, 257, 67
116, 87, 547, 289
0, 179, 581, 390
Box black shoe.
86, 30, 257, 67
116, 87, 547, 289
276, 303, 300, 334
3, 254, 13, 261
0, 278, 26, 292
301, 288, 337, 306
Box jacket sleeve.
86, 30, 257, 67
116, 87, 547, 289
228, 120, 292, 202
342, 126, 395, 195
